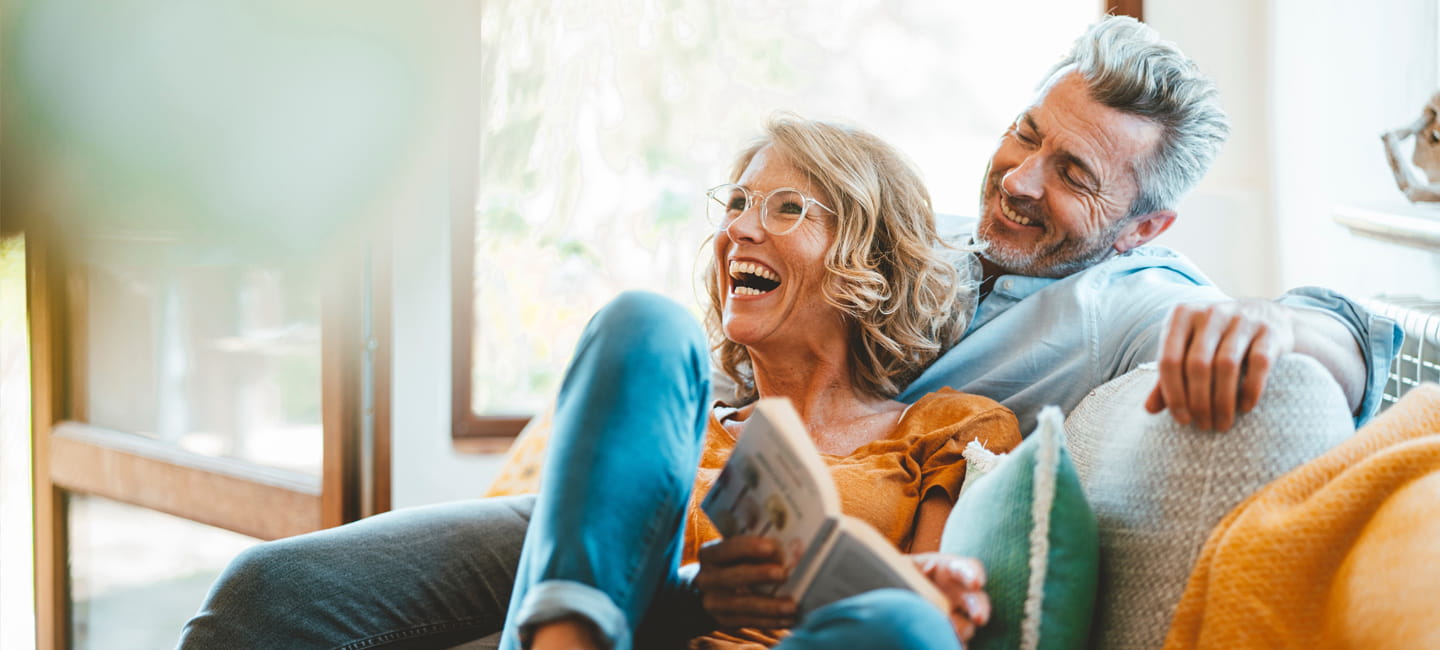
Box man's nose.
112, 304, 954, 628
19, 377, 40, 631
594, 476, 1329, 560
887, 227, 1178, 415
1000, 154, 1045, 199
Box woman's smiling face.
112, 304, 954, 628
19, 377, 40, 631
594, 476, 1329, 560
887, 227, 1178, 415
712, 145, 845, 351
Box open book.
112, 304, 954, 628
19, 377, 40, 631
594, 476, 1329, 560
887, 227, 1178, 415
699, 398, 949, 616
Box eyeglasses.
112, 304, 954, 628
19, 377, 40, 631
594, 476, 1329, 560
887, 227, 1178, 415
705, 184, 836, 236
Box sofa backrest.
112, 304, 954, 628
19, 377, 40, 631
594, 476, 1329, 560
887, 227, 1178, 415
1064, 354, 1354, 649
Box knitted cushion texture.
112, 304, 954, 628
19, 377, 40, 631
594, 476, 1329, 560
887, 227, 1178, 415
1165, 383, 1440, 649
940, 406, 1099, 650
1064, 354, 1354, 649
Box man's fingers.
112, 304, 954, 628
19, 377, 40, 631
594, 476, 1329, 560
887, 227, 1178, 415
1161, 304, 1225, 428
1156, 306, 1199, 425
1154, 299, 1298, 430
1209, 318, 1253, 432
1145, 384, 1167, 414
1238, 327, 1279, 414
1182, 311, 1229, 430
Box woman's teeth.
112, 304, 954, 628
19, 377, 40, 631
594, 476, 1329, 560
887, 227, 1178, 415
727, 260, 781, 295
728, 260, 778, 282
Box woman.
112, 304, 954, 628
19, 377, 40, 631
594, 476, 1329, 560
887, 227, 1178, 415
179, 116, 1020, 650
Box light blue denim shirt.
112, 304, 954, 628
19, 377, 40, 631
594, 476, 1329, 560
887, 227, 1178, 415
897, 245, 1402, 436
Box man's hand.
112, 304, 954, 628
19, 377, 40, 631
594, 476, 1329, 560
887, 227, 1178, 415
1145, 299, 1295, 431
693, 536, 797, 630
911, 553, 990, 644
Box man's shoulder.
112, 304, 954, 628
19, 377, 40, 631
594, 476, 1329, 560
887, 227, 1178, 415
1073, 245, 1213, 287
997, 246, 1223, 315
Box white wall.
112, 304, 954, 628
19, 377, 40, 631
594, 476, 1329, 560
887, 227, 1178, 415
1269, 0, 1440, 300
1147, 0, 1279, 298
388, 1, 509, 509
1148, 0, 1440, 301
389, 177, 506, 508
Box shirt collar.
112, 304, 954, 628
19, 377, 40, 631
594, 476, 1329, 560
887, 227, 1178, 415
985, 274, 1056, 301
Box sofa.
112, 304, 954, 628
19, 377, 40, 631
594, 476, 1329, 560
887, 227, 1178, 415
462, 353, 1435, 649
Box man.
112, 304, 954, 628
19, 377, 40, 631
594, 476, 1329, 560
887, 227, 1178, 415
900, 15, 1398, 434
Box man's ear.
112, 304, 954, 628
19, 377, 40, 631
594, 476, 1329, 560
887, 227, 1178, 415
1112, 210, 1176, 253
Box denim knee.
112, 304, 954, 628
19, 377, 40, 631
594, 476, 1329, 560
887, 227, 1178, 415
558, 291, 710, 407
583, 291, 706, 362
783, 589, 960, 650
179, 537, 317, 647
206, 537, 314, 609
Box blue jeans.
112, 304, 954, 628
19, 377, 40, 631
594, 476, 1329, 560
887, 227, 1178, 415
178, 292, 958, 650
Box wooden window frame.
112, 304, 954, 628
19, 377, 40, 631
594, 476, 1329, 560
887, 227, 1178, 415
28, 220, 391, 648
1108, 0, 1143, 20
449, 27, 528, 452
450, 208, 530, 453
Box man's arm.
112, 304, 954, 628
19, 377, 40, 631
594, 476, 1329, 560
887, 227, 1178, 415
1143, 299, 1365, 431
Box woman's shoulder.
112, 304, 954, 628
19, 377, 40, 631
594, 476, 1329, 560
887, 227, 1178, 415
903, 387, 1011, 423
899, 388, 1022, 451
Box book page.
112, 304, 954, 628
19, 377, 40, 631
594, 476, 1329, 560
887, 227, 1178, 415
700, 398, 840, 577
795, 516, 949, 616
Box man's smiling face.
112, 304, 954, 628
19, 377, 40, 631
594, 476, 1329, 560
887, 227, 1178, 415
976, 70, 1167, 278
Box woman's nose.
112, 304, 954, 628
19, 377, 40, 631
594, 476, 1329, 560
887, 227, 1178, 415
723, 204, 767, 242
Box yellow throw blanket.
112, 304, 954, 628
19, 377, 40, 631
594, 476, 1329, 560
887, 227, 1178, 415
1165, 384, 1440, 649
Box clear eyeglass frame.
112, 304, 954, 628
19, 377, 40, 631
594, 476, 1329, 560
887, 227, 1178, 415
705, 183, 837, 236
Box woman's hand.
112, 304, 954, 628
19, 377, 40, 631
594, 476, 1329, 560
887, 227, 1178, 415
693, 536, 798, 629
910, 553, 990, 644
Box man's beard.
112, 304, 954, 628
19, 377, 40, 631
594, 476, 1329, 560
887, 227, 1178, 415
975, 177, 1132, 279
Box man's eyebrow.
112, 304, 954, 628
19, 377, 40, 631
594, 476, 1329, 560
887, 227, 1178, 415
1023, 113, 1100, 189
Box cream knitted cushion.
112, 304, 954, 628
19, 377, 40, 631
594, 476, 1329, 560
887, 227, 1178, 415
1063, 354, 1354, 649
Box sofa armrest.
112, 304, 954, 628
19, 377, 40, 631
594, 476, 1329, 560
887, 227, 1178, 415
1063, 354, 1354, 649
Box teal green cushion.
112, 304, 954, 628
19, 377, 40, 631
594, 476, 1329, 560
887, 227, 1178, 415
940, 406, 1099, 650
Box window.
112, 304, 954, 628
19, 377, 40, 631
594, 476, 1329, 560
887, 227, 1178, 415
5, 1, 418, 643
456, 0, 1104, 443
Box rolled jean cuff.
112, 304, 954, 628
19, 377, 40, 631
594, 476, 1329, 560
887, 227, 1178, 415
513, 579, 630, 650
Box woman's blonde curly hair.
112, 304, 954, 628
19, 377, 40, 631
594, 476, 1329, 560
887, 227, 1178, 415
705, 114, 977, 403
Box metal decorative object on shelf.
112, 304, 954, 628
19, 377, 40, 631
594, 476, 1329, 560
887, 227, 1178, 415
1383, 91, 1440, 203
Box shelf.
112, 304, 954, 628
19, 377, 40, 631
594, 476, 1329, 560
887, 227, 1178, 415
1333, 202, 1440, 252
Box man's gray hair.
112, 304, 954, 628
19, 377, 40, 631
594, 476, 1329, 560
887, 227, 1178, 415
1047, 15, 1231, 217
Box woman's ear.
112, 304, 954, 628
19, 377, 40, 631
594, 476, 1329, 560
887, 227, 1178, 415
1112, 210, 1176, 254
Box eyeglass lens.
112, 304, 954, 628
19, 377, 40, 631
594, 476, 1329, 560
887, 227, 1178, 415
707, 185, 808, 235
